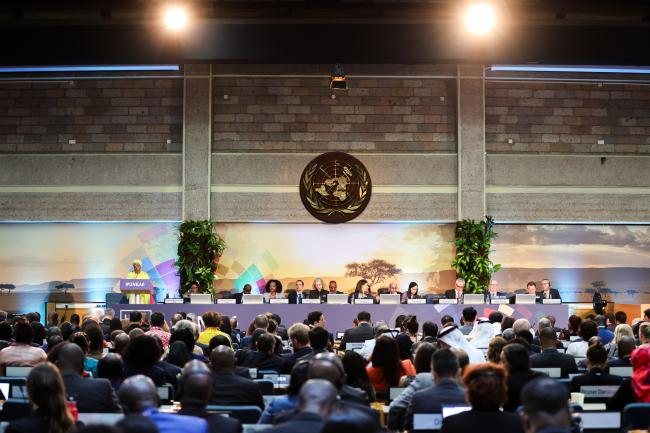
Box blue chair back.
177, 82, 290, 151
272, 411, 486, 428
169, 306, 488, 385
623, 403, 650, 430
206, 405, 262, 424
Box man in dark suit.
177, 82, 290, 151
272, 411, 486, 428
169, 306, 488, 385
530, 328, 578, 378
260, 379, 338, 433
520, 378, 573, 433
237, 333, 284, 373
406, 349, 466, 432
233, 284, 252, 304
608, 336, 634, 367
287, 280, 307, 304
178, 360, 241, 433
340, 311, 374, 351
570, 343, 624, 402
210, 346, 264, 409
319, 281, 342, 303
282, 323, 312, 373
57, 343, 121, 413
484, 280, 510, 303
444, 278, 465, 302
538, 279, 561, 302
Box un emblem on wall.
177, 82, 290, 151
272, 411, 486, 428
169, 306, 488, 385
300, 152, 372, 223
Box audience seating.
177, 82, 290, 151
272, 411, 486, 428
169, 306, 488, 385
206, 405, 263, 424
622, 403, 650, 431
0, 399, 30, 422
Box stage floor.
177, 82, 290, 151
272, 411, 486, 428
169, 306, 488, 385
110, 303, 569, 333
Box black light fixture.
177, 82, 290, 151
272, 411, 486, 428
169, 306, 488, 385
330, 64, 347, 90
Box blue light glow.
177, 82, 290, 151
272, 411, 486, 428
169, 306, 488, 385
0, 65, 180, 73
491, 65, 650, 74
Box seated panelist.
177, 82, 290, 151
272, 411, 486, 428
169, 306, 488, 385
444, 278, 466, 302
309, 278, 327, 301
234, 283, 252, 304
321, 280, 342, 303
538, 278, 562, 302
401, 282, 422, 303
484, 280, 510, 302
263, 280, 284, 303
348, 279, 377, 304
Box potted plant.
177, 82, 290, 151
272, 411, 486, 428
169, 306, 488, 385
175, 220, 226, 296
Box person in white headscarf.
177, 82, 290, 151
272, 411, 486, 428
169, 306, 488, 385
438, 325, 485, 364
469, 318, 495, 349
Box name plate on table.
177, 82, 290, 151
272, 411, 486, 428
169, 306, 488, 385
355, 298, 374, 305
217, 299, 236, 304
270, 298, 289, 304
439, 299, 458, 305
164, 298, 184, 304
580, 385, 620, 398
120, 279, 151, 292
490, 298, 510, 304
542, 298, 561, 304
302, 298, 321, 304
407, 298, 426, 304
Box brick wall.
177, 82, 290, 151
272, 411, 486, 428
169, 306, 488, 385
213, 76, 456, 152
486, 81, 650, 154
0, 78, 182, 152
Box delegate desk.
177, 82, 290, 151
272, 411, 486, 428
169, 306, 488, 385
110, 303, 569, 332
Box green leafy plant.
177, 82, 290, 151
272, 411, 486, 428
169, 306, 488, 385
175, 220, 226, 296
451, 216, 501, 294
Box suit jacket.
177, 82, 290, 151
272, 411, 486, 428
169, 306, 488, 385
569, 368, 624, 401
444, 289, 464, 301
608, 356, 632, 367
210, 371, 264, 409
441, 410, 525, 433
340, 323, 374, 351
179, 404, 242, 433
259, 412, 324, 433
145, 409, 209, 433
341, 383, 370, 406
484, 292, 510, 303
237, 350, 284, 373
530, 348, 578, 378
407, 379, 466, 432
62, 372, 121, 413
537, 288, 562, 301
504, 369, 546, 412
287, 291, 310, 304
281, 346, 313, 373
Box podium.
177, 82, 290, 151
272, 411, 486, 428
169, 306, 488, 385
120, 279, 152, 304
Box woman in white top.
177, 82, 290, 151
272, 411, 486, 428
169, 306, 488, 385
566, 319, 598, 358
262, 279, 285, 303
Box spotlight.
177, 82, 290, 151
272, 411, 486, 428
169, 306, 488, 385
330, 64, 347, 90
464, 3, 496, 35
163, 6, 188, 31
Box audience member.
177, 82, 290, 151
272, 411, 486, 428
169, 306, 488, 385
366, 335, 416, 394
487, 336, 507, 364
209, 346, 264, 409
520, 378, 572, 433
501, 317, 515, 333
5, 363, 78, 433
406, 349, 466, 432
340, 311, 374, 351
570, 343, 623, 398
240, 315, 269, 348
123, 335, 169, 386
116, 415, 159, 433
0, 321, 46, 375
566, 319, 598, 357
238, 332, 283, 372
437, 325, 485, 364
303, 326, 329, 360
260, 379, 338, 433
459, 308, 477, 335
145, 312, 171, 349
57, 343, 121, 413
70, 332, 99, 377
530, 327, 578, 378
605, 324, 634, 358
119, 375, 209, 433
441, 363, 525, 433
502, 343, 545, 412
260, 360, 311, 424
309, 352, 370, 406
595, 315, 615, 345
608, 335, 635, 367
469, 319, 495, 349
198, 312, 231, 346
282, 323, 312, 373
97, 353, 124, 392
396, 315, 419, 360
177, 360, 241, 433
440, 315, 455, 327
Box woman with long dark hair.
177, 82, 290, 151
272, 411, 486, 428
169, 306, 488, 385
343, 350, 376, 402
349, 279, 376, 304
6, 362, 76, 433
402, 282, 422, 303
366, 335, 415, 393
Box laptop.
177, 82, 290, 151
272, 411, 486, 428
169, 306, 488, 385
190, 294, 212, 304
336, 332, 344, 340
380, 294, 401, 305
462, 294, 484, 304
242, 294, 264, 304
326, 294, 348, 304
515, 294, 536, 304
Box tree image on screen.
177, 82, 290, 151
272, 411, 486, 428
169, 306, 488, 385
344, 259, 402, 289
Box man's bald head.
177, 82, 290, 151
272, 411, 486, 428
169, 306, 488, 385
58, 343, 85, 374
297, 379, 338, 418
308, 356, 344, 390
210, 346, 235, 373
114, 332, 130, 356
180, 360, 213, 406
119, 375, 158, 413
